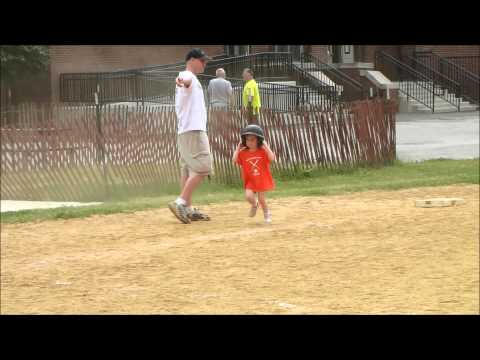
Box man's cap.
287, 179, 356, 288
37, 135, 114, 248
185, 48, 211, 62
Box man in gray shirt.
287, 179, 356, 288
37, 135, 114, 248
207, 68, 233, 109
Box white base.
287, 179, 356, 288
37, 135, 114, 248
415, 198, 465, 208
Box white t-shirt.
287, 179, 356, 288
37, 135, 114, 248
175, 70, 207, 134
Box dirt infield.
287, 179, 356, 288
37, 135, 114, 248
1, 184, 478, 314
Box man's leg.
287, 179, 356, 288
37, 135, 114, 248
169, 131, 211, 224
181, 173, 206, 208
180, 173, 188, 196
168, 147, 193, 224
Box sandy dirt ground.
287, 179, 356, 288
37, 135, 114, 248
1, 184, 478, 314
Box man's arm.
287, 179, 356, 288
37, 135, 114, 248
176, 77, 192, 88
248, 86, 254, 104
176, 72, 193, 88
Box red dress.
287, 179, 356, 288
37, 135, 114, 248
236, 148, 275, 192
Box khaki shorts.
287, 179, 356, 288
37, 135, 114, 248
178, 130, 213, 177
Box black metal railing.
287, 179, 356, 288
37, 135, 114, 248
147, 52, 294, 80
208, 52, 293, 79
414, 51, 479, 105
137, 52, 293, 81
406, 55, 461, 110
104, 53, 229, 74
60, 69, 338, 112
376, 51, 437, 111
445, 55, 479, 76
60, 52, 345, 111
296, 53, 366, 102
60, 52, 292, 103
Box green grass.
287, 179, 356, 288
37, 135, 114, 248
2, 159, 478, 224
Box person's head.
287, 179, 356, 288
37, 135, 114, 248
241, 124, 264, 149
242, 68, 254, 81
216, 68, 226, 78
185, 48, 210, 74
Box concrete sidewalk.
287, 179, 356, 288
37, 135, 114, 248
396, 111, 479, 161
1, 200, 102, 213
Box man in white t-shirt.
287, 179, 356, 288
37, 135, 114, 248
168, 48, 213, 224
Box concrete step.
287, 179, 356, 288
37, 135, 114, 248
398, 92, 476, 105
399, 95, 476, 108
399, 94, 478, 112
409, 103, 477, 113
307, 71, 336, 87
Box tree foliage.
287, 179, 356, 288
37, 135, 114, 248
0, 45, 50, 84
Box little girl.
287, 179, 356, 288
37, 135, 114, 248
232, 124, 275, 223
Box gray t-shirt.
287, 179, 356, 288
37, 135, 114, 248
207, 78, 233, 106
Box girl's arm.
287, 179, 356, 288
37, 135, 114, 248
232, 142, 245, 163
263, 141, 276, 162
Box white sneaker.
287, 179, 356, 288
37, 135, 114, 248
264, 210, 272, 224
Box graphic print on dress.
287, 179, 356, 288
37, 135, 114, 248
246, 156, 262, 177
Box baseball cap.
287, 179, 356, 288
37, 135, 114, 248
185, 48, 211, 62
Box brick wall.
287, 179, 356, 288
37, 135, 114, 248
250, 45, 272, 53
358, 45, 479, 63
359, 46, 402, 63
50, 45, 224, 101
413, 45, 480, 57
310, 45, 330, 63
413, 45, 480, 73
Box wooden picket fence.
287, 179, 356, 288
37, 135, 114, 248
0, 100, 397, 201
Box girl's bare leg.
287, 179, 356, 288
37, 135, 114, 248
245, 189, 257, 207
246, 189, 259, 217
258, 192, 272, 223
258, 192, 268, 211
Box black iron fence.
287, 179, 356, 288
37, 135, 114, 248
60, 71, 338, 112
407, 55, 461, 110
206, 52, 293, 79
376, 51, 437, 111
413, 51, 479, 105
59, 52, 342, 111
445, 55, 479, 76
60, 52, 293, 104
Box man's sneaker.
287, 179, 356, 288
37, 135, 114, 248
264, 210, 272, 224
168, 201, 191, 224
187, 207, 211, 221
249, 202, 258, 217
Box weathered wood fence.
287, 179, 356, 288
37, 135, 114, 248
1, 100, 397, 201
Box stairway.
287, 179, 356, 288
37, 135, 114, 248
395, 81, 479, 113
293, 61, 343, 96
